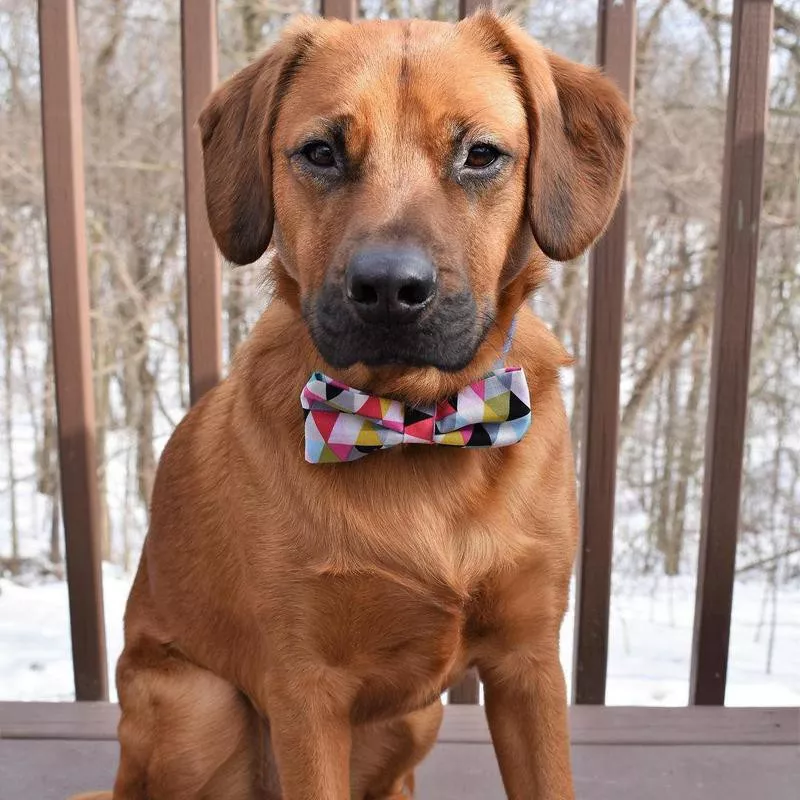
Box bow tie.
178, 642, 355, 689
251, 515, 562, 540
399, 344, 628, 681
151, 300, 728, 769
301, 366, 531, 464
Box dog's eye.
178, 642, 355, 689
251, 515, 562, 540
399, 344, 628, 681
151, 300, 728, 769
302, 142, 336, 168
465, 144, 500, 169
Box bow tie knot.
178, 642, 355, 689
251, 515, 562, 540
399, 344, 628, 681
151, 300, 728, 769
301, 367, 531, 464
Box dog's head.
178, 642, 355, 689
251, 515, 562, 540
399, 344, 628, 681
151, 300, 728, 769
199, 13, 632, 379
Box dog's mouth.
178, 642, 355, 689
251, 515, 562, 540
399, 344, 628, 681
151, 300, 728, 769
303, 284, 491, 373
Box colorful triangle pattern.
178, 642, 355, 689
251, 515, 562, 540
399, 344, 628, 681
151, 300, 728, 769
300, 367, 531, 464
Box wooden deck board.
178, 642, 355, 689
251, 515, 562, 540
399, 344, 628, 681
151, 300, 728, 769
2, 739, 799, 800
420, 742, 800, 800
2, 703, 797, 745
1, 704, 798, 799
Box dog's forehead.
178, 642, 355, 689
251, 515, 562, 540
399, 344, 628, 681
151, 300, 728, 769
277, 20, 526, 142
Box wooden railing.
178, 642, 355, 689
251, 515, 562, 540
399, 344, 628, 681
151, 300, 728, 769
36, 0, 773, 705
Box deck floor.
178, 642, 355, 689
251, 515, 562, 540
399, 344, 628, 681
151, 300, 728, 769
1, 704, 798, 799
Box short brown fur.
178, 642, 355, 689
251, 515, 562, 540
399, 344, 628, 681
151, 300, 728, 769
74, 12, 631, 800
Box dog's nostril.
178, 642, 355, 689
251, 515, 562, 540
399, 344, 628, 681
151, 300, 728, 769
397, 281, 432, 307
348, 279, 379, 306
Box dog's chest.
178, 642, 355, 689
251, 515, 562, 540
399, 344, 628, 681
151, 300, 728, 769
309, 570, 468, 721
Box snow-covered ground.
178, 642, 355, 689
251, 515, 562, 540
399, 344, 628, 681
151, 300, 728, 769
1, 565, 798, 706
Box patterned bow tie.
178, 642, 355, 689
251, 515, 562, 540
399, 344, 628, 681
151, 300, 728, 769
301, 366, 531, 463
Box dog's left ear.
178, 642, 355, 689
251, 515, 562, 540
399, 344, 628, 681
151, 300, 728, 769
529, 49, 633, 261
469, 15, 634, 263
198, 17, 320, 265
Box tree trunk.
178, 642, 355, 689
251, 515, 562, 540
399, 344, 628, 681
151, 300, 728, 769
50, 471, 62, 572
136, 341, 157, 513
227, 271, 246, 362
656, 232, 686, 575
656, 321, 680, 567
567, 270, 585, 457
89, 243, 112, 562
2, 313, 20, 573
35, 319, 63, 565
666, 323, 708, 575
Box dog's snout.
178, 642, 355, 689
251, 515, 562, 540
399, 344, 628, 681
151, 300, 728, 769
345, 246, 437, 324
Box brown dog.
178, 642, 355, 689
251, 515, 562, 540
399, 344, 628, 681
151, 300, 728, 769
75, 12, 631, 800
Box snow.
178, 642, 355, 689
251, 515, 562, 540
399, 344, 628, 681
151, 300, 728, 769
0, 564, 131, 701
2, 566, 798, 706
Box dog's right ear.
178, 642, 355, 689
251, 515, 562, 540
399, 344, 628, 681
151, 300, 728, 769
198, 18, 320, 265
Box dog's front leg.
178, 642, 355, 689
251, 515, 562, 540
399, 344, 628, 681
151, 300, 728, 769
480, 641, 574, 800
268, 707, 351, 798
261, 678, 352, 800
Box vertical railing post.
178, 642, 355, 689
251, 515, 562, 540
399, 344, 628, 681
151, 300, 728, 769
38, 0, 108, 702
690, 0, 773, 706
181, 0, 222, 405
448, 668, 481, 705
321, 0, 357, 20
572, 0, 636, 706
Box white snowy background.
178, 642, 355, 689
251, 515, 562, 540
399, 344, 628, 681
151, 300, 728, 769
1, 0, 798, 707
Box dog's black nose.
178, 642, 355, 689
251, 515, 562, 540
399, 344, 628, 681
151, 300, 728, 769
345, 246, 437, 324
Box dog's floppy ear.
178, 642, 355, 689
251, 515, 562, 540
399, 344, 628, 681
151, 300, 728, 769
198, 18, 319, 265
529, 50, 633, 261
474, 16, 634, 263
